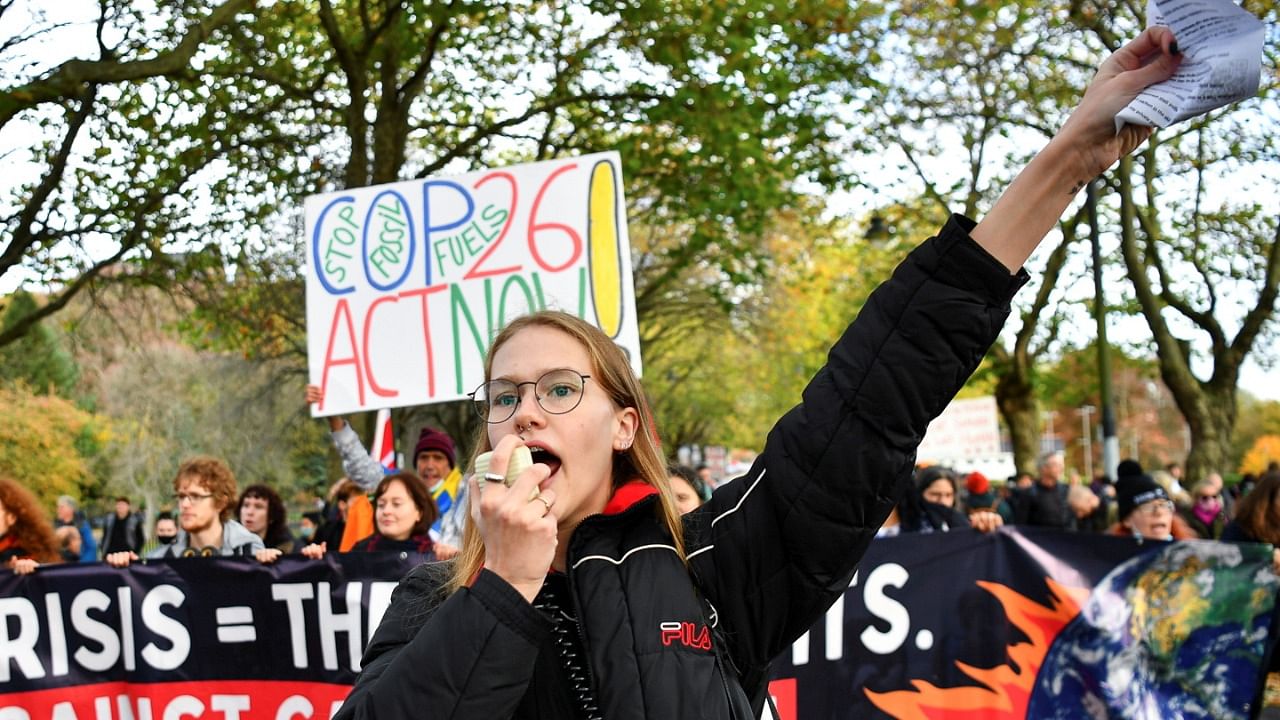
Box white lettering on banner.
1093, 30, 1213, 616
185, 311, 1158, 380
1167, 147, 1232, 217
270, 581, 398, 672
366, 582, 395, 643
790, 631, 809, 666
140, 586, 189, 671
274, 697, 311, 720
114, 696, 154, 720
45, 594, 68, 676
210, 696, 250, 720
161, 696, 201, 720
788, 563, 915, 665
821, 571, 861, 661
0, 597, 43, 682
318, 582, 363, 672
861, 564, 910, 655
118, 587, 136, 672
271, 583, 316, 668
3, 696, 351, 720
72, 590, 120, 672
3, 586, 190, 682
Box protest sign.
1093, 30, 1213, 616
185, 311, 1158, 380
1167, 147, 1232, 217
305, 152, 640, 416
2, 534, 1273, 720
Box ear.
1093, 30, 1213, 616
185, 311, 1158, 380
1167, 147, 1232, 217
612, 406, 640, 452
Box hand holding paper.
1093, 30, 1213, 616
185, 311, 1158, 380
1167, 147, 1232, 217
1115, 0, 1265, 131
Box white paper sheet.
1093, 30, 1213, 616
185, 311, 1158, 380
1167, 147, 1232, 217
1114, 0, 1265, 131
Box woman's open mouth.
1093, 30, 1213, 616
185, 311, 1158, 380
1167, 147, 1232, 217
528, 445, 562, 477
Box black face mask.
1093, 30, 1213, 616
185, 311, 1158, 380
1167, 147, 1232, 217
157, 534, 178, 545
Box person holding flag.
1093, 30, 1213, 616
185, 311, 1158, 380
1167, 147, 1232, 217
305, 385, 466, 558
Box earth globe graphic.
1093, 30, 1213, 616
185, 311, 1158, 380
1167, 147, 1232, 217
1027, 540, 1278, 720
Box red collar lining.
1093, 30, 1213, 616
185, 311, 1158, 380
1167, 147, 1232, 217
603, 480, 658, 515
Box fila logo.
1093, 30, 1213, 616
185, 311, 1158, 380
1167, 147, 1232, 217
660, 621, 712, 650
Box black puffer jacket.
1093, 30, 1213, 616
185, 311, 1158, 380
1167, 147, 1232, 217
335, 215, 1026, 720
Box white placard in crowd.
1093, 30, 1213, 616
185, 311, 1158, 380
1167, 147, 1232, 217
917, 396, 1007, 469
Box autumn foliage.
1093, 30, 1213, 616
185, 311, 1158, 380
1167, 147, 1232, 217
1239, 435, 1280, 477
0, 385, 109, 510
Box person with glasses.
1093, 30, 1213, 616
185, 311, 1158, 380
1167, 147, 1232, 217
1180, 478, 1229, 540
105, 456, 264, 566
337, 27, 1184, 720
1108, 471, 1196, 542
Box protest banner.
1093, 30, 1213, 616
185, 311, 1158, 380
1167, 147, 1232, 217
768, 530, 1277, 719
0, 553, 421, 720
2, 534, 1274, 720
304, 152, 641, 417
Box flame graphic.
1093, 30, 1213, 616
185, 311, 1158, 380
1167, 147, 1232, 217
865, 578, 1089, 719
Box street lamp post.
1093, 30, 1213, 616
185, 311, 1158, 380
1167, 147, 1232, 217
1087, 180, 1120, 480
1079, 405, 1096, 482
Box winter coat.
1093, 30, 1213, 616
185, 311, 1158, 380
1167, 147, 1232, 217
350, 532, 435, 556
101, 511, 146, 556
334, 215, 1025, 720
1179, 505, 1228, 540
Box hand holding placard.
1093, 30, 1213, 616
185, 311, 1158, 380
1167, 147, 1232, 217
1115, 0, 1265, 131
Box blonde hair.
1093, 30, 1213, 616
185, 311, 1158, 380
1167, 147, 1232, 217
447, 311, 684, 594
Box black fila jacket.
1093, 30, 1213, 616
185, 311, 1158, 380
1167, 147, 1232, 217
334, 216, 1027, 720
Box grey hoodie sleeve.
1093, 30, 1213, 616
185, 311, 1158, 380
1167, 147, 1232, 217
331, 421, 387, 490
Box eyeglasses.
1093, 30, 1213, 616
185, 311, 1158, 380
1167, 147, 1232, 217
1135, 499, 1175, 516
174, 493, 214, 505
469, 369, 591, 424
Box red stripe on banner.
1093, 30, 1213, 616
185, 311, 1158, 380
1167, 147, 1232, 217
0, 680, 353, 720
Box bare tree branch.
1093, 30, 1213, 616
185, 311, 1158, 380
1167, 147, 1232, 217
0, 0, 256, 128
413, 90, 663, 179
1228, 217, 1280, 368
0, 84, 98, 279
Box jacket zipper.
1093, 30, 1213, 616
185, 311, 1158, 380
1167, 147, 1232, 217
565, 514, 603, 717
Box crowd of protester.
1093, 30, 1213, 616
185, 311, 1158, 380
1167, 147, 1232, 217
2, 412, 1277, 715
2, 431, 1276, 577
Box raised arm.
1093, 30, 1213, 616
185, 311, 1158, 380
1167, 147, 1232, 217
686, 25, 1184, 680
972, 26, 1181, 270
306, 384, 386, 490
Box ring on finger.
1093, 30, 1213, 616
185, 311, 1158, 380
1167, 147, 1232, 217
532, 494, 554, 517
482, 472, 505, 483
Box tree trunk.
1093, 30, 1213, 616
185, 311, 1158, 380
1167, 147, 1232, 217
1180, 384, 1237, 484
995, 361, 1040, 476
1114, 155, 1256, 485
